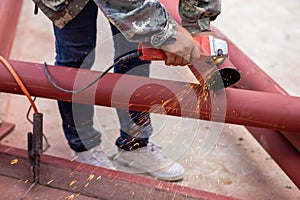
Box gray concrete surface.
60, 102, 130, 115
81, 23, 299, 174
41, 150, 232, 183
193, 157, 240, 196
1, 1, 299, 199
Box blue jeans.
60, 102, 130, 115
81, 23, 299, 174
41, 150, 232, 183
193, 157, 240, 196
53, 1, 152, 152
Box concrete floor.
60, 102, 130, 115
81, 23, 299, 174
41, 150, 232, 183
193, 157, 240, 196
1, 0, 299, 199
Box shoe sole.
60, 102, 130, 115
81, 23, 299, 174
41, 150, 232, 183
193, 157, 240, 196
114, 155, 184, 182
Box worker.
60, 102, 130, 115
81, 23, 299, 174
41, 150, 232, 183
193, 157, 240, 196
32, 0, 221, 181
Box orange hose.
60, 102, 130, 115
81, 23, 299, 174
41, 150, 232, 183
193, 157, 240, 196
0, 56, 38, 113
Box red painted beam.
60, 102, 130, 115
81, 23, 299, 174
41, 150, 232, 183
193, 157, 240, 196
0, 144, 238, 200
1, 60, 300, 133
247, 127, 300, 188
211, 27, 300, 189
0, 0, 23, 58
0, 121, 15, 140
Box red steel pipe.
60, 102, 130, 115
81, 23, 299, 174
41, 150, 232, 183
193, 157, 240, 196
247, 127, 300, 188
1, 60, 300, 133
211, 27, 300, 188
212, 27, 300, 150
0, 0, 23, 58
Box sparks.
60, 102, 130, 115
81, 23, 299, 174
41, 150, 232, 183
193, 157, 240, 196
66, 194, 75, 200
69, 180, 78, 187
87, 174, 94, 181
10, 159, 18, 165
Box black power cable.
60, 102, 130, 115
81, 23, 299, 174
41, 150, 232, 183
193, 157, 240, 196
44, 51, 142, 93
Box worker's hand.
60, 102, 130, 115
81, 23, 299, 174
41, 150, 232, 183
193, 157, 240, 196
160, 25, 201, 66
191, 31, 215, 37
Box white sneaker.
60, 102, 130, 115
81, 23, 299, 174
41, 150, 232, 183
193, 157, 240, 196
74, 145, 115, 170
113, 143, 185, 181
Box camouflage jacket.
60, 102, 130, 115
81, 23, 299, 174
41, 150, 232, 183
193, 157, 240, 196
33, 0, 221, 47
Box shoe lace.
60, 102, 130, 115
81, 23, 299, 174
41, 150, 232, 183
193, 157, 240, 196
88, 146, 113, 166
90, 145, 105, 155
148, 143, 168, 162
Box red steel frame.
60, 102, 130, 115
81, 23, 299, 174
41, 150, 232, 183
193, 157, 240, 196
1, 54, 300, 190
212, 27, 300, 188
0, 0, 299, 197
212, 26, 300, 148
